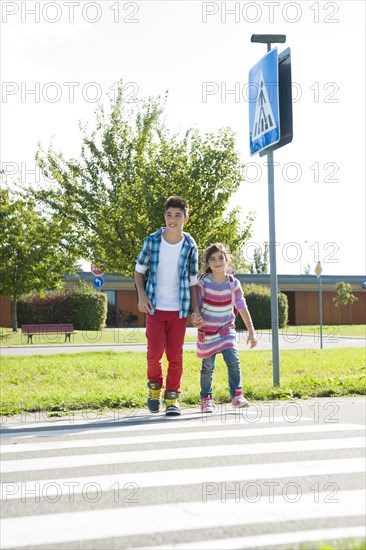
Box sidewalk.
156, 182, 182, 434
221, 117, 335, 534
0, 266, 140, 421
1, 332, 365, 355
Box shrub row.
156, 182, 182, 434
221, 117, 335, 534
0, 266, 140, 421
236, 284, 288, 330
17, 283, 286, 332
18, 285, 107, 330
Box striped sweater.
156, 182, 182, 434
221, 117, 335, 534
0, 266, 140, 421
197, 274, 247, 359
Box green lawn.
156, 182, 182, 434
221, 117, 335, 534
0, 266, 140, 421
299, 539, 365, 550
1, 325, 365, 347
1, 348, 365, 415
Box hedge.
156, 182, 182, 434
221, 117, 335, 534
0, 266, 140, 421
18, 285, 107, 330
236, 283, 288, 330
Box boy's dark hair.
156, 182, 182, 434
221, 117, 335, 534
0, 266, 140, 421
164, 196, 189, 217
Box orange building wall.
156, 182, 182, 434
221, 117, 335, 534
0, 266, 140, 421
294, 291, 366, 325
116, 289, 145, 326
0, 297, 11, 327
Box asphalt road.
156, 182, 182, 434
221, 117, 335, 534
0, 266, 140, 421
1, 397, 365, 549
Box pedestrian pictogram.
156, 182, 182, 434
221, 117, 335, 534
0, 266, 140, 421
249, 48, 280, 155
252, 71, 276, 140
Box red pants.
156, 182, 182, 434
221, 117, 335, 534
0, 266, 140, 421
146, 310, 187, 396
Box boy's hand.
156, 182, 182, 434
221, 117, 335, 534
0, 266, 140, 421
247, 332, 258, 349
137, 292, 153, 314
191, 312, 203, 328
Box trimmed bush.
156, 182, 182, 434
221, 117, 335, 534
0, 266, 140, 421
235, 283, 288, 330
18, 283, 107, 330
68, 287, 107, 330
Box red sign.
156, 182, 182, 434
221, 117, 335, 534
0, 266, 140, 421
90, 264, 105, 276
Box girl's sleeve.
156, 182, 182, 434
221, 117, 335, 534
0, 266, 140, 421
234, 279, 247, 310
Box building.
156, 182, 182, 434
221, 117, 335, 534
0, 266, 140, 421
1, 273, 365, 328
64, 272, 365, 327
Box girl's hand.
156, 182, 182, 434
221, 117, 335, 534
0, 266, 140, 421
247, 333, 258, 349
191, 312, 203, 328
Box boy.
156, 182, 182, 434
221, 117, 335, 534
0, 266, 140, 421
134, 196, 199, 416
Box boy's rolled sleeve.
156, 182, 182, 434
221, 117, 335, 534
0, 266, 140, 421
135, 263, 148, 274
189, 275, 198, 286
136, 238, 150, 271
189, 246, 199, 286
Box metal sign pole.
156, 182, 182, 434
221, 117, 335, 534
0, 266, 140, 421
319, 274, 323, 349
266, 40, 280, 386
267, 148, 280, 385
315, 261, 323, 349
251, 34, 292, 386
267, 42, 280, 386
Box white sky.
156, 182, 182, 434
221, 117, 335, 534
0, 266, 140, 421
1, 0, 365, 276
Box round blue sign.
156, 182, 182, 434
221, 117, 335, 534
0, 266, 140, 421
362, 280, 366, 289
93, 276, 104, 288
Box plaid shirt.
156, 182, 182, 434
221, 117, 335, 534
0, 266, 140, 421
136, 228, 198, 318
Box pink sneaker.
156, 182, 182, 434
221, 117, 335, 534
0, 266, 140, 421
201, 397, 214, 413
232, 390, 250, 408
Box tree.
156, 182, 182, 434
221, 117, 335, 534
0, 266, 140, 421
249, 243, 269, 274
36, 83, 254, 275
230, 248, 252, 274
0, 187, 80, 331
333, 282, 358, 324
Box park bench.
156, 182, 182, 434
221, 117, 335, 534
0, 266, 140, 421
21, 324, 74, 344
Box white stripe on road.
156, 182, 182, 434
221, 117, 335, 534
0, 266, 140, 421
1, 457, 364, 501
2, 437, 364, 473
0, 412, 307, 440
137, 526, 366, 549
1, 423, 363, 454
1, 490, 364, 549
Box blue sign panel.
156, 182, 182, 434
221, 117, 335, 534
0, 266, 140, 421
93, 276, 104, 289
249, 48, 280, 156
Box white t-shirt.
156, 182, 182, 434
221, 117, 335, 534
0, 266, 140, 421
155, 236, 184, 310
135, 235, 185, 311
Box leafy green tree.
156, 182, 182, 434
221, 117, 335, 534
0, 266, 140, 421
230, 248, 252, 274
249, 243, 269, 274
0, 187, 80, 331
36, 83, 254, 275
333, 282, 358, 324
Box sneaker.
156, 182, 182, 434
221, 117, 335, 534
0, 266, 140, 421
147, 381, 162, 413
201, 396, 214, 413
231, 390, 250, 408
165, 391, 181, 416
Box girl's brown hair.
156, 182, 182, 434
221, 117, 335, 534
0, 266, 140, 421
201, 243, 233, 274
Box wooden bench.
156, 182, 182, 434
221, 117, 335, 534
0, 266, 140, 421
21, 324, 74, 344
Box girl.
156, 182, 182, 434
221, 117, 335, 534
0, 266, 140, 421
191, 243, 257, 413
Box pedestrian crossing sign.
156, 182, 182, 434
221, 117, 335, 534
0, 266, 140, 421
249, 48, 280, 156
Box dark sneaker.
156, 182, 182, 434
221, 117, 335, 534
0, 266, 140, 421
147, 382, 162, 413
165, 391, 181, 416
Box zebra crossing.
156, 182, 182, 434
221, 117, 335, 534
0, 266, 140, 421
1, 403, 365, 549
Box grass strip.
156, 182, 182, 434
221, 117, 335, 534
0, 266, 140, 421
298, 539, 365, 550
1, 325, 365, 347
1, 348, 365, 415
